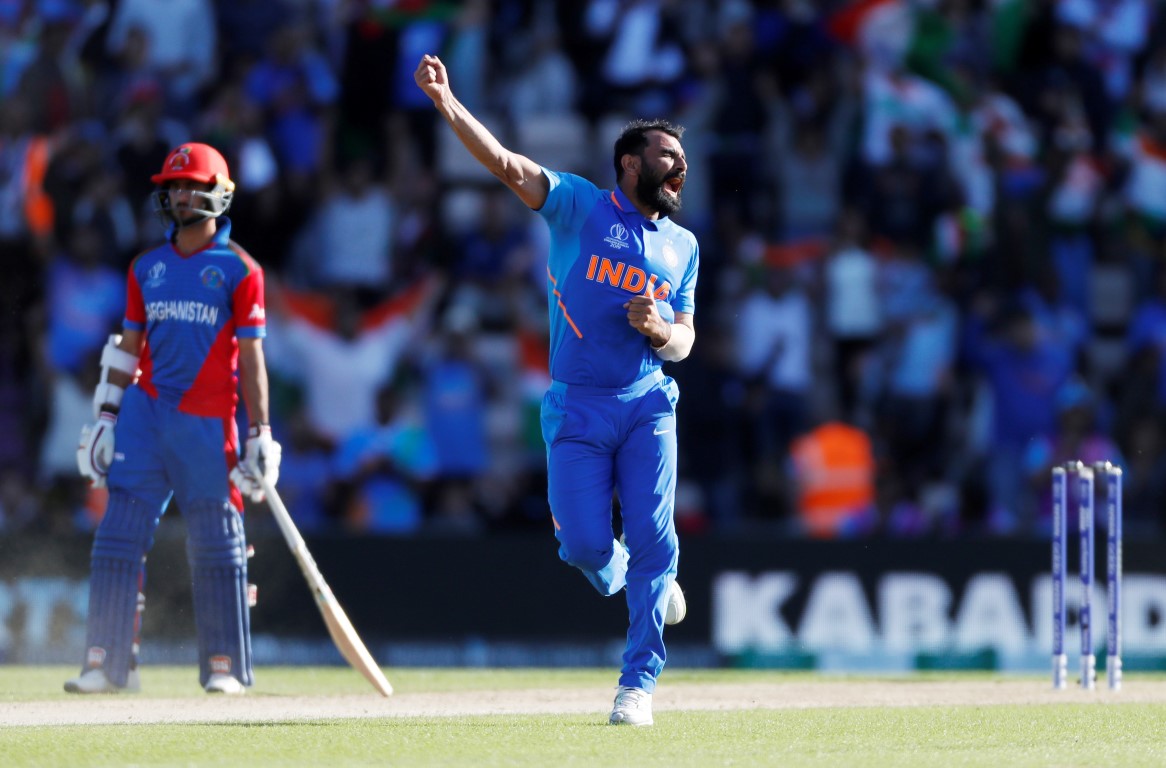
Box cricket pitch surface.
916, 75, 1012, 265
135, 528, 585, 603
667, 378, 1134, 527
7, 678, 1166, 726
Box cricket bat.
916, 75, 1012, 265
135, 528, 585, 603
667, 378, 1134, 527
261, 478, 393, 696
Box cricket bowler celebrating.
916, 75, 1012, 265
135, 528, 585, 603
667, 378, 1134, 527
416, 54, 697, 726
68, 142, 281, 695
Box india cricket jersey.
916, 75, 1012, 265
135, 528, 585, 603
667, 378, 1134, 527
536, 168, 698, 693
537, 169, 699, 387
123, 218, 266, 419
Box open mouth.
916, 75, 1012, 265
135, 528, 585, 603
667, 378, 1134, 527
664, 176, 684, 195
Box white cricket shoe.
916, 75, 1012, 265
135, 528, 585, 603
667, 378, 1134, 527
609, 685, 653, 726
665, 580, 686, 625
64, 668, 140, 694
205, 673, 246, 695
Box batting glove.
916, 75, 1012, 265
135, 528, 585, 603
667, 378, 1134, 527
77, 411, 118, 487
230, 464, 264, 503
242, 423, 282, 492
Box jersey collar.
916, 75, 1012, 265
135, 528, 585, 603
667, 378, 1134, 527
167, 216, 233, 257
167, 216, 233, 245
212, 216, 233, 245
610, 187, 666, 229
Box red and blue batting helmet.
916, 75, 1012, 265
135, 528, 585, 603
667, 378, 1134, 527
151, 143, 235, 221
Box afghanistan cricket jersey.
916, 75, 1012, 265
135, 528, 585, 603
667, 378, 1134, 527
124, 217, 266, 418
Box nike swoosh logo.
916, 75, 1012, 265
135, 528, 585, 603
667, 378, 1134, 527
653, 428, 670, 435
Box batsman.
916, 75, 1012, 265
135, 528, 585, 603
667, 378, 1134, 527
68, 142, 281, 695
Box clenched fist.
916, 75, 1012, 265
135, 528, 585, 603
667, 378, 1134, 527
414, 54, 449, 104
624, 288, 671, 348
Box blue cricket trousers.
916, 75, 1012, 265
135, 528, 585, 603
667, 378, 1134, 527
540, 369, 680, 692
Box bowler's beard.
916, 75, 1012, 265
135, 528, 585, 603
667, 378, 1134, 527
636, 166, 682, 217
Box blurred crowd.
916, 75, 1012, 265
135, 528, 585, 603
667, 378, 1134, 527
4, 0, 1166, 540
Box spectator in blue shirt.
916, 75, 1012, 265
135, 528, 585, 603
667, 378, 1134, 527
964, 295, 1076, 533
331, 380, 440, 534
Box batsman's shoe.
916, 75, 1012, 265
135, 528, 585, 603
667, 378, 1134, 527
64, 668, 140, 694
665, 580, 686, 625
609, 685, 653, 726
205, 673, 246, 695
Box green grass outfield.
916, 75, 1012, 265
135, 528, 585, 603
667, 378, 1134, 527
2, 666, 1165, 767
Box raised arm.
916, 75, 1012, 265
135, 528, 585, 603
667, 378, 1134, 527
415, 54, 549, 210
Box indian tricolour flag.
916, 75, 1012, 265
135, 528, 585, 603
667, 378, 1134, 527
827, 0, 916, 71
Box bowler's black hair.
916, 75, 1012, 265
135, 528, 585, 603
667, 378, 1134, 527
613, 119, 685, 181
